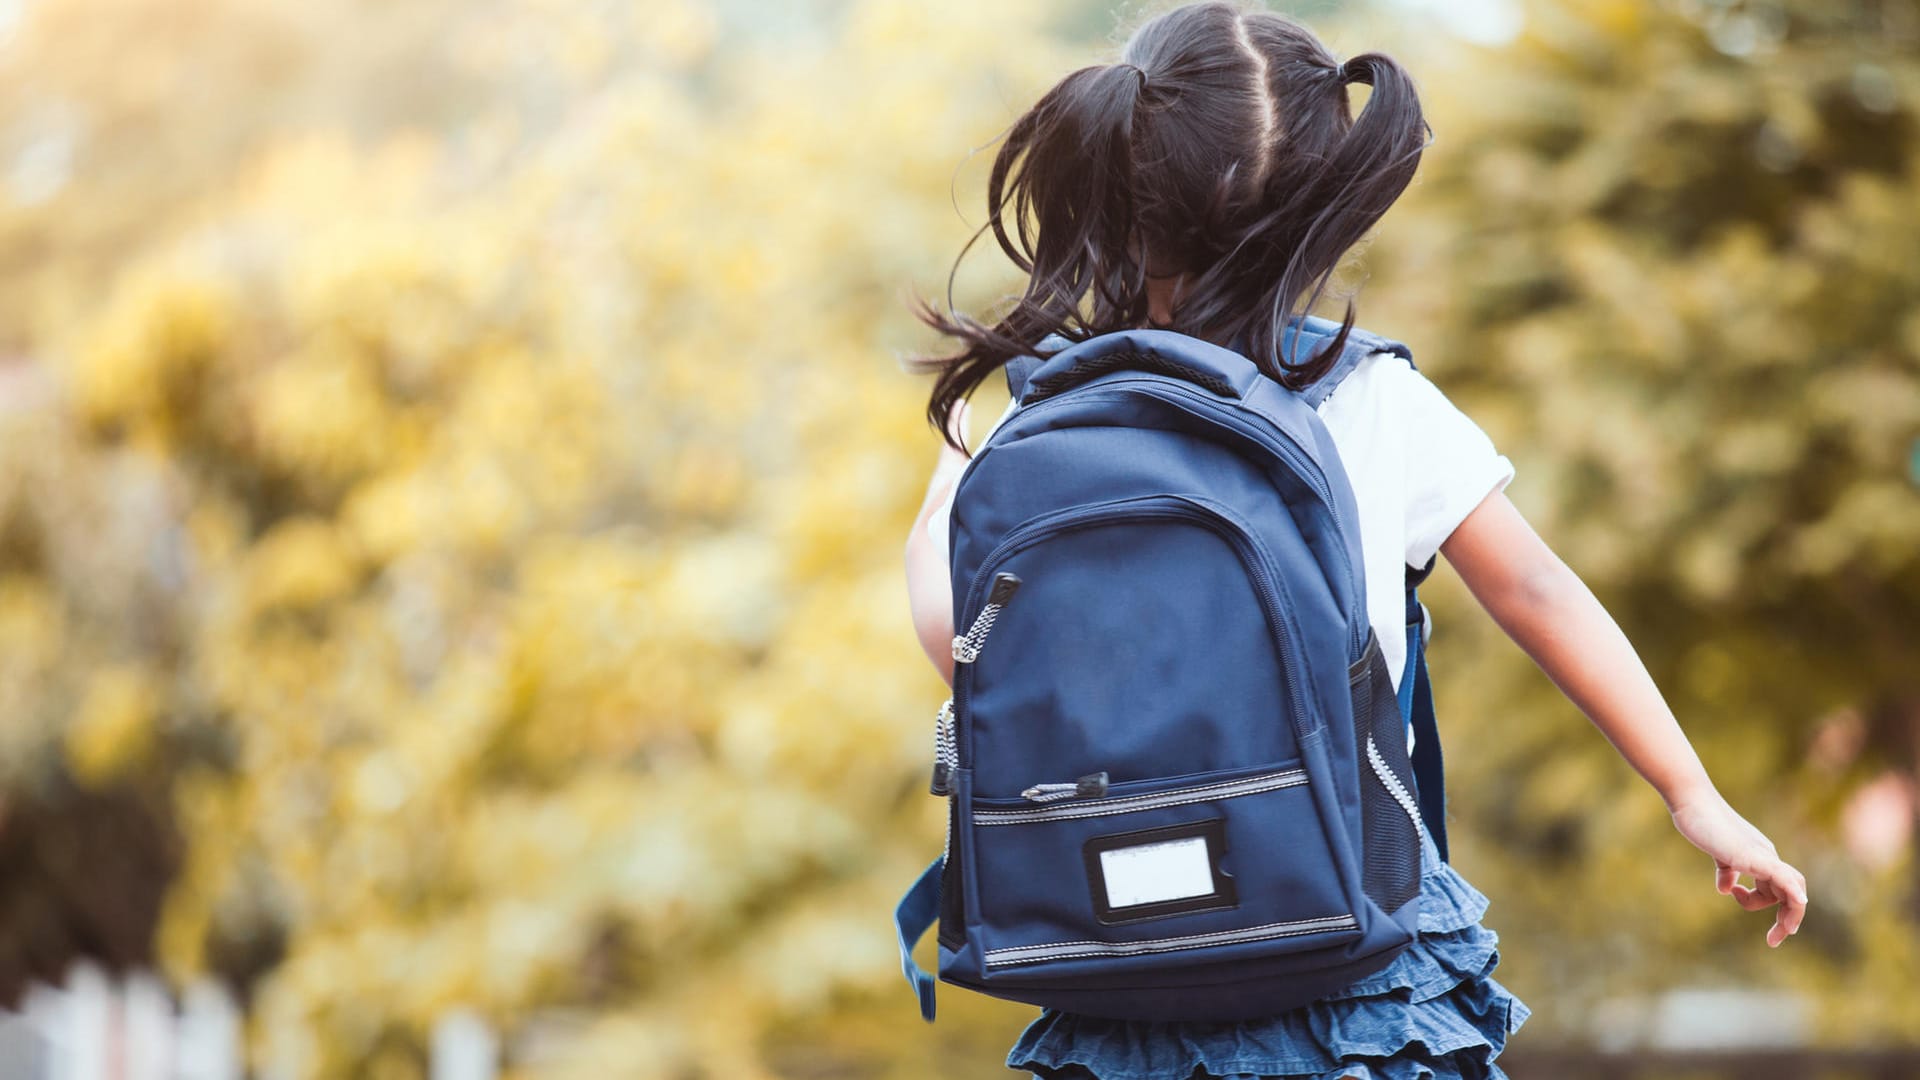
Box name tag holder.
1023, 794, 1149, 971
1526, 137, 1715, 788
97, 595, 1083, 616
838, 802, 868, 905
1083, 818, 1238, 925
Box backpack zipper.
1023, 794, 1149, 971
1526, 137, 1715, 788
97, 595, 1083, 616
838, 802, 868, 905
1019, 772, 1110, 803
987, 766, 1308, 824
959, 375, 1366, 657
929, 697, 957, 797
951, 572, 1022, 664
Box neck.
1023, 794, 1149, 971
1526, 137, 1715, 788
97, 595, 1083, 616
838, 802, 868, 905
1145, 273, 1182, 327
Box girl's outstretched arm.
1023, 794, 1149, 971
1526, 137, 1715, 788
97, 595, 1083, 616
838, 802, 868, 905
1440, 488, 1810, 947
905, 399, 972, 689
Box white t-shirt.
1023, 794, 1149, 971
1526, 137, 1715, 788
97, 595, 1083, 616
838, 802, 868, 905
927, 351, 1514, 754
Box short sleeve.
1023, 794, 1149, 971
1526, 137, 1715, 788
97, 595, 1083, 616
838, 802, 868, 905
1399, 368, 1515, 568
926, 398, 1020, 565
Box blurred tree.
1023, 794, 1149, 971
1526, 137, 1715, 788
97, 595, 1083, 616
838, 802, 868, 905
0, 0, 1070, 1074
1364, 0, 1920, 1045
0, 774, 181, 1005
0, 0, 495, 350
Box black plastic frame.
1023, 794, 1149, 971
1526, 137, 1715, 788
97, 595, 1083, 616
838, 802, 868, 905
1082, 818, 1239, 926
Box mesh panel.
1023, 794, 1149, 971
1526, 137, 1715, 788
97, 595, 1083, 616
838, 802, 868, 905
1351, 632, 1422, 912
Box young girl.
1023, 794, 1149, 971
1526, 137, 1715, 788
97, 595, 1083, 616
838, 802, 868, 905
901, 4, 1810, 1077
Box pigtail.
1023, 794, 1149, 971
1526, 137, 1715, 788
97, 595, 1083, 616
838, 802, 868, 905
1282, 50, 1429, 374
910, 2, 1434, 444
910, 61, 1152, 454
1186, 17, 1432, 392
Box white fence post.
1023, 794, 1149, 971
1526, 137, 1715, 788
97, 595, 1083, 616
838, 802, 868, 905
0, 970, 487, 1079
122, 973, 173, 1080
429, 1008, 499, 1080
46, 963, 111, 1080
174, 979, 241, 1080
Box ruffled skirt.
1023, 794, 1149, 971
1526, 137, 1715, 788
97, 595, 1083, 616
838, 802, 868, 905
1006, 821, 1530, 1079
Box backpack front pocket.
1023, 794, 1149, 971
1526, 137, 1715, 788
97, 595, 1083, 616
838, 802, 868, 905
965, 757, 1360, 983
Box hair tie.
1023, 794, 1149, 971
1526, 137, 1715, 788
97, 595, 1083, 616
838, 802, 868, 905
1119, 62, 1150, 93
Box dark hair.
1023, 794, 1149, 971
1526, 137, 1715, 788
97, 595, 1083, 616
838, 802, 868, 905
907, 0, 1432, 452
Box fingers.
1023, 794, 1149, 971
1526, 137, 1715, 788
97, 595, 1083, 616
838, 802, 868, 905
1727, 860, 1809, 947
1716, 862, 1736, 895
1767, 910, 1791, 947
1765, 859, 1809, 942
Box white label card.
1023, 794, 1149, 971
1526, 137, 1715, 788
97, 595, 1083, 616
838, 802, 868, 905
1098, 835, 1216, 908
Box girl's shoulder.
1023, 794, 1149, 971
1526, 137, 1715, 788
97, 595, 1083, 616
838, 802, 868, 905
1313, 347, 1417, 417
1320, 348, 1486, 433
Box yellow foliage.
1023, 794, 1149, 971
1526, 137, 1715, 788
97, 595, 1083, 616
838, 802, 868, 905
65, 664, 163, 785
71, 271, 238, 445
245, 519, 362, 614
3, 0, 1914, 1073
0, 0, 1078, 1070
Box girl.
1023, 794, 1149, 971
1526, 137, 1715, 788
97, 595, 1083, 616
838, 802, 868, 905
901, 3, 1810, 1078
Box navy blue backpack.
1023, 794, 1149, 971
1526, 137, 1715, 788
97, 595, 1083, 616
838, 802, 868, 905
895, 314, 1451, 1024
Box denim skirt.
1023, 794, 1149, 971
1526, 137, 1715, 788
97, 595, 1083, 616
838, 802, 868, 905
1006, 820, 1531, 1080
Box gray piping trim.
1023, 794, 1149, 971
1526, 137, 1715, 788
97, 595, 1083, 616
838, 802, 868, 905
1019, 782, 1085, 803
1365, 734, 1429, 842
934, 699, 957, 774
951, 601, 1006, 663
983, 912, 1358, 967
974, 769, 1307, 827
936, 698, 956, 865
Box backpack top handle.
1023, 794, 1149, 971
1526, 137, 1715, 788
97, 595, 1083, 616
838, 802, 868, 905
1007, 315, 1407, 407
1018, 328, 1261, 404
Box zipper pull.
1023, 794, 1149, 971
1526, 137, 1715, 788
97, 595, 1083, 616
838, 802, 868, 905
930, 698, 957, 796
952, 572, 1022, 664
1021, 771, 1110, 803
987, 571, 1023, 606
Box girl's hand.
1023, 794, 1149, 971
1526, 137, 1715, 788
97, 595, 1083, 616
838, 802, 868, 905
1668, 789, 1809, 948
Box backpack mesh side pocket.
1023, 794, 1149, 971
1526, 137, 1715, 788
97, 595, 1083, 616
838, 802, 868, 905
1349, 630, 1422, 913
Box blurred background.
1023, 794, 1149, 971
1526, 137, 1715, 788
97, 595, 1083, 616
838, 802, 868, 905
0, 0, 1914, 1075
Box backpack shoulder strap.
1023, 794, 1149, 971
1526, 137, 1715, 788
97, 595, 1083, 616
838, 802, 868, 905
1295, 318, 1418, 410
1217, 315, 1417, 409
1400, 553, 1448, 862
894, 856, 944, 1021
